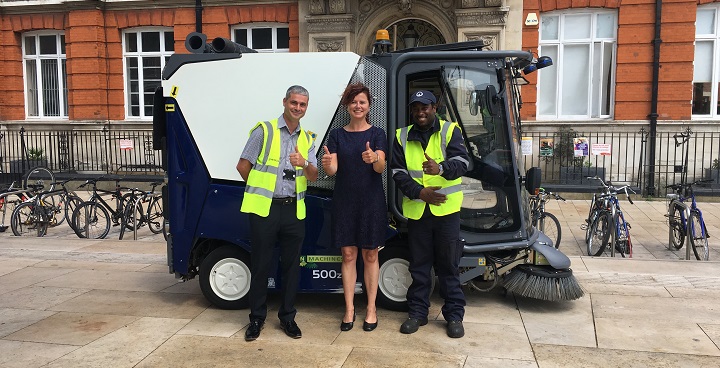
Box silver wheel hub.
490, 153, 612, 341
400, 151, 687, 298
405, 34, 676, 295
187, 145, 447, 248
379, 258, 411, 302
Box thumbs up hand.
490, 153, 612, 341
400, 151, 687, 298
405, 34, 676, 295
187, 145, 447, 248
289, 145, 305, 168
321, 145, 335, 169
362, 141, 378, 164
422, 152, 439, 175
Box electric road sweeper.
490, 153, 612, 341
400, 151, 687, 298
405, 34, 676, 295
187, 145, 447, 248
152, 31, 583, 311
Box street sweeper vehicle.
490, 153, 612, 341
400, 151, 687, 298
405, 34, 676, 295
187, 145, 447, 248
152, 32, 584, 311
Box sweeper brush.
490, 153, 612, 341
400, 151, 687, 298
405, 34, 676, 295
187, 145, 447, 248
503, 265, 584, 301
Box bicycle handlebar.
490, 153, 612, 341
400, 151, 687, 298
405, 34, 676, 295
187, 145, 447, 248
588, 176, 635, 204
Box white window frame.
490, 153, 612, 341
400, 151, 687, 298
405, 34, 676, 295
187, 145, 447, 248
231, 23, 290, 53
693, 4, 720, 120
22, 31, 68, 119
122, 27, 174, 119
537, 10, 618, 120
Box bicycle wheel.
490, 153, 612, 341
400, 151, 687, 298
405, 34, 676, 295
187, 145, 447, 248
63, 194, 84, 231
613, 213, 631, 258
10, 202, 48, 237
24, 167, 55, 191
538, 212, 561, 249
72, 202, 110, 239
587, 212, 611, 256
119, 192, 139, 230
669, 204, 685, 250
42, 194, 63, 227
120, 198, 144, 239
146, 196, 164, 234
689, 211, 709, 261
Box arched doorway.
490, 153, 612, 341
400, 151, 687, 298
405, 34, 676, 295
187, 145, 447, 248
385, 18, 445, 51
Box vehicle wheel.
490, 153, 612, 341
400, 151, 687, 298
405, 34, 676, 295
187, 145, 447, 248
162, 219, 169, 241
11, 202, 47, 237
689, 211, 709, 261
199, 245, 251, 309
538, 212, 562, 249
72, 202, 110, 239
24, 167, 55, 191
376, 246, 435, 311
669, 204, 685, 250
146, 197, 164, 234
587, 212, 611, 256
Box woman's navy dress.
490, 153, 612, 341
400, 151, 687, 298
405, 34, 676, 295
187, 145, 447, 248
326, 125, 387, 249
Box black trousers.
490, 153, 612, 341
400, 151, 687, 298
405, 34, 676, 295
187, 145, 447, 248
248, 202, 304, 323
406, 208, 465, 321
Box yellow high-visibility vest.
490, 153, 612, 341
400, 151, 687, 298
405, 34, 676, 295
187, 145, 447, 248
396, 120, 463, 220
241, 119, 312, 219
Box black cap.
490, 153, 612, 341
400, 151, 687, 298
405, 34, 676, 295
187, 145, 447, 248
408, 90, 436, 105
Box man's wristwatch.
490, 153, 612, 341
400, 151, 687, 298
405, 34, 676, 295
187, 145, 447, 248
303, 160, 309, 168
438, 163, 444, 175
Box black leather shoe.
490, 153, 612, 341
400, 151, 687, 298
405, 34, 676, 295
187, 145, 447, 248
244, 320, 264, 341
340, 310, 355, 331
362, 319, 378, 331
281, 320, 302, 339
446, 320, 464, 338
399, 317, 428, 334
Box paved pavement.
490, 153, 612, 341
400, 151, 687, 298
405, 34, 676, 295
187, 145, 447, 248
1, 199, 719, 367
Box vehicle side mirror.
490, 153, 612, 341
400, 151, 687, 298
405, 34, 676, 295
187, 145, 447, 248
468, 85, 498, 116
525, 167, 541, 194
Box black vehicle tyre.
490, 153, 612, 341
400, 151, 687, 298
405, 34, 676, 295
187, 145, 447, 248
689, 211, 709, 261
146, 197, 164, 234
24, 167, 55, 192
10, 202, 47, 237
199, 245, 251, 309
587, 212, 611, 256
538, 212, 562, 249
669, 204, 685, 250
162, 219, 169, 241
72, 202, 110, 239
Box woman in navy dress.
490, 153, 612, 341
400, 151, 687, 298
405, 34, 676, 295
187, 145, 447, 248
322, 83, 386, 332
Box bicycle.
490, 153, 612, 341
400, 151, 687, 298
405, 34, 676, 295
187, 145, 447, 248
9, 183, 69, 237
119, 182, 164, 239
586, 177, 635, 258
23, 166, 55, 192
0, 181, 33, 232
665, 180, 711, 261
71, 178, 137, 239
529, 187, 565, 248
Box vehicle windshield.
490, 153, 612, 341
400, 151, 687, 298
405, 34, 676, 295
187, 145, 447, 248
440, 65, 520, 236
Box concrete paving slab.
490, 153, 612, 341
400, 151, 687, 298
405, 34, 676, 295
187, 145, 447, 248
516, 296, 596, 348
0, 286, 90, 310
0, 308, 56, 338
592, 294, 720, 324
596, 318, 720, 356
4, 311, 138, 345
464, 290, 524, 326
0, 266, 75, 295
343, 346, 467, 367
135, 335, 353, 368
333, 319, 535, 361
532, 343, 720, 367
464, 356, 538, 368
700, 324, 720, 348
44, 317, 190, 368
0, 258, 42, 276
37, 268, 179, 292
176, 307, 246, 337
160, 278, 203, 294
50, 289, 210, 319
32, 259, 152, 272
0, 340, 78, 368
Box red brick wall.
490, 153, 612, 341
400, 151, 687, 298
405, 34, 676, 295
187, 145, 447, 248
0, 3, 298, 121
522, 0, 700, 121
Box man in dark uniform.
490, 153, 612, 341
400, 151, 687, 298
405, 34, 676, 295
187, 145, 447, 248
391, 90, 470, 338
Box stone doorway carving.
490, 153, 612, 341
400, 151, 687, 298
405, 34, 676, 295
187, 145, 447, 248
385, 19, 445, 51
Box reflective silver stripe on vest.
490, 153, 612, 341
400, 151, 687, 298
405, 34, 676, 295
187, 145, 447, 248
409, 170, 424, 179
399, 127, 409, 152
254, 121, 275, 173
439, 121, 451, 161
392, 168, 409, 176
435, 184, 461, 195
245, 185, 273, 198
297, 191, 306, 200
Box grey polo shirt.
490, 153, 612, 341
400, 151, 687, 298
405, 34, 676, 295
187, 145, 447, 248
240, 114, 317, 198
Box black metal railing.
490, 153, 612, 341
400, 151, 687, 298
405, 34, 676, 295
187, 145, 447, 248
0, 126, 163, 184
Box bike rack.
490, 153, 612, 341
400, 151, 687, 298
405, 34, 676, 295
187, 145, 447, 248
668, 199, 693, 260
0, 188, 34, 227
